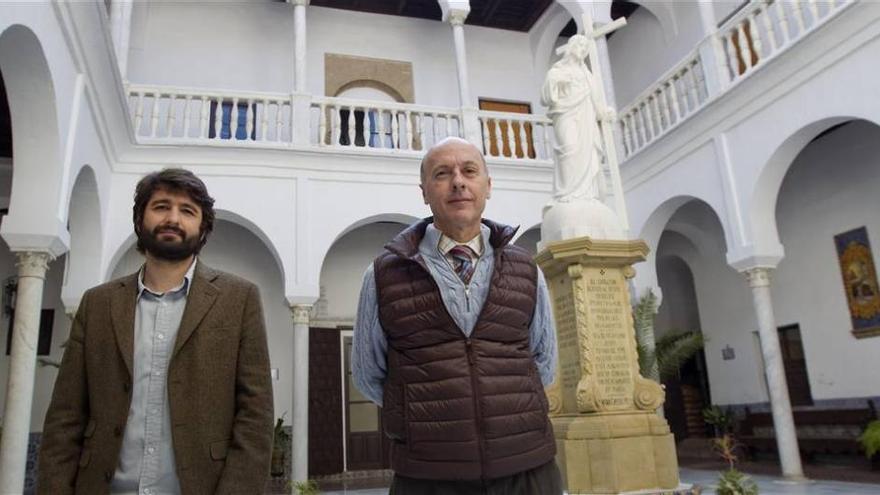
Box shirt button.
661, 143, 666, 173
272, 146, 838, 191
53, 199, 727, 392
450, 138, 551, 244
157, 333, 165, 340
150, 407, 159, 415
153, 370, 162, 376
144, 489, 153, 495
147, 446, 155, 454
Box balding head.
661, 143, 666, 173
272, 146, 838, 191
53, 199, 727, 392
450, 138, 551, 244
420, 137, 488, 184
419, 136, 492, 242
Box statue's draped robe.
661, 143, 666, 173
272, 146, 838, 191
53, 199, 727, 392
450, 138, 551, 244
541, 62, 601, 202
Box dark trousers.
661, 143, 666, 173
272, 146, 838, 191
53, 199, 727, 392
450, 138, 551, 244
389, 460, 563, 495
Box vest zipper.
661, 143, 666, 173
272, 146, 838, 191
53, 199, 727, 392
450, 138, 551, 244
465, 338, 487, 479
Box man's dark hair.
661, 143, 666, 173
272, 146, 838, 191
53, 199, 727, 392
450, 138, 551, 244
133, 168, 215, 254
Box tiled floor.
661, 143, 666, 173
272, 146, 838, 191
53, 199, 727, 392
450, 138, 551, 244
317, 468, 880, 495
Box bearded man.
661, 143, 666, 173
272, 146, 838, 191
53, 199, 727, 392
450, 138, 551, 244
38, 168, 274, 495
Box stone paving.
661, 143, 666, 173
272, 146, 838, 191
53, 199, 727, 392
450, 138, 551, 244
316, 468, 880, 495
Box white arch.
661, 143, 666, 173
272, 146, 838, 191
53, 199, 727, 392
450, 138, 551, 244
555, 0, 677, 40
0, 24, 68, 255
215, 209, 286, 282
530, 3, 575, 97
328, 213, 420, 250
633, 195, 728, 302
61, 165, 102, 311
747, 117, 874, 261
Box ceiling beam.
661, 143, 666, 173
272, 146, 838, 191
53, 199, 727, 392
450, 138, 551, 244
522, 0, 554, 31
482, 0, 504, 23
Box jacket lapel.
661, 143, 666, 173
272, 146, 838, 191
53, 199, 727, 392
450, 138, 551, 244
172, 262, 220, 360
110, 273, 139, 378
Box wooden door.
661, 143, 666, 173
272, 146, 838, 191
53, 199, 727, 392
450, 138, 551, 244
478, 99, 535, 159
308, 327, 344, 476
343, 335, 389, 471
778, 324, 813, 406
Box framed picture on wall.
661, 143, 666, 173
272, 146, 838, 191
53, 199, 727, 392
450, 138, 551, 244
834, 226, 880, 338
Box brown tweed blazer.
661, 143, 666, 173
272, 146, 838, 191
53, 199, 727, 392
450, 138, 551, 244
37, 262, 274, 495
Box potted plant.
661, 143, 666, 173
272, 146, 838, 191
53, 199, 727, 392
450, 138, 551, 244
859, 419, 880, 470
713, 433, 759, 495
271, 414, 291, 478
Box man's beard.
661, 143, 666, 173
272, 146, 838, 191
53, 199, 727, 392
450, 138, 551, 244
139, 224, 201, 261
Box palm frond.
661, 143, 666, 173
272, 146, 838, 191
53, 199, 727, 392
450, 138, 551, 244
655, 330, 704, 381
633, 289, 660, 381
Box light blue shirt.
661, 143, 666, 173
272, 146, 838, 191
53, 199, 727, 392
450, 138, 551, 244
111, 259, 196, 495
352, 223, 557, 406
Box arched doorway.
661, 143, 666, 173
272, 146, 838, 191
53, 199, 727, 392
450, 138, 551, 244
311, 219, 408, 477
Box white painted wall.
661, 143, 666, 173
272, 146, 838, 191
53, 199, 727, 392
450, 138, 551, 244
772, 120, 880, 401
317, 222, 407, 322
607, 4, 705, 107
128, 1, 295, 93
655, 248, 703, 339
128, 3, 543, 111
656, 214, 768, 406
654, 121, 880, 406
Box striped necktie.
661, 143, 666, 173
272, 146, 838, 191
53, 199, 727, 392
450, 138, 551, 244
449, 245, 477, 284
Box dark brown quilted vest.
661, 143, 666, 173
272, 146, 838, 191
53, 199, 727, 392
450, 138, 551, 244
374, 218, 556, 481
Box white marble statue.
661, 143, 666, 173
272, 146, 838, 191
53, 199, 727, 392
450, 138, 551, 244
541, 34, 610, 203
538, 30, 624, 246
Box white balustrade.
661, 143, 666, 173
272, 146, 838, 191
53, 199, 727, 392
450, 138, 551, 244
125, 85, 555, 164
476, 111, 554, 162
309, 96, 463, 153
619, 50, 707, 158
617, 0, 852, 159
126, 84, 293, 145
717, 0, 851, 85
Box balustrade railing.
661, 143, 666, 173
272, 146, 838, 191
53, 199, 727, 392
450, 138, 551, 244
476, 111, 554, 162
718, 0, 851, 84
619, 0, 854, 159
127, 84, 293, 144
125, 85, 556, 165
619, 51, 708, 158
309, 97, 461, 152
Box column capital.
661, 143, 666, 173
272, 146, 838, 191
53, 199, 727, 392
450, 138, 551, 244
744, 266, 773, 288
448, 10, 469, 26
288, 0, 309, 6
438, 0, 470, 25
15, 251, 52, 279
290, 304, 312, 325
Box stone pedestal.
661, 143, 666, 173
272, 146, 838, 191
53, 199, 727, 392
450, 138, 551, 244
535, 237, 679, 495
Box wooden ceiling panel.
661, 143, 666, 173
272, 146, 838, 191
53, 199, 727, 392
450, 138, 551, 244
309, 0, 553, 32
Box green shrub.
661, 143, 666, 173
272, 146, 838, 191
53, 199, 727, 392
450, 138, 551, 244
703, 405, 735, 436
859, 420, 880, 459
291, 480, 320, 495
716, 468, 758, 495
